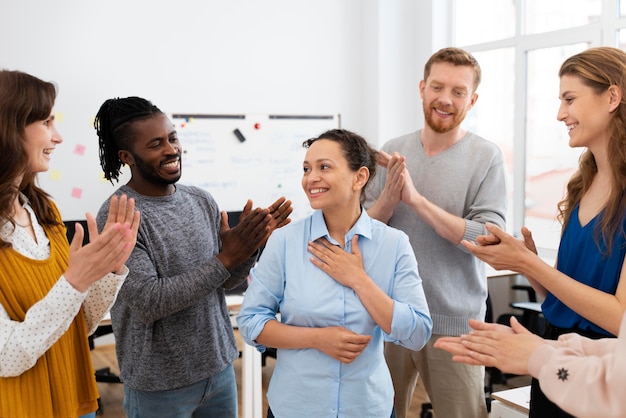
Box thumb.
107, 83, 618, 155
70, 222, 85, 252
484, 223, 506, 239
351, 235, 361, 256
220, 211, 230, 233
510, 316, 532, 335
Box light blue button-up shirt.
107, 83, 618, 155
237, 209, 432, 418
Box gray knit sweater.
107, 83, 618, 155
96, 184, 254, 391
365, 130, 507, 336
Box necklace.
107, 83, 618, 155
12, 208, 32, 228
14, 219, 32, 228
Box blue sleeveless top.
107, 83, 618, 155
542, 205, 626, 337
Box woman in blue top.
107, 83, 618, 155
456, 46, 626, 418
237, 129, 432, 418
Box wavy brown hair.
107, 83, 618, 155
557, 47, 626, 255
0, 70, 61, 247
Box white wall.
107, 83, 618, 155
0, 0, 437, 219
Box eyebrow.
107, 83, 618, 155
303, 158, 333, 165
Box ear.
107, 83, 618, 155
353, 167, 370, 191
419, 80, 426, 100
469, 92, 479, 108
118, 149, 134, 166
608, 85, 622, 112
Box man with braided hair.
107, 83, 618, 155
94, 96, 292, 418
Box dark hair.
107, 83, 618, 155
0, 70, 60, 247
94, 96, 162, 184
302, 129, 378, 204
424, 47, 482, 92
557, 47, 626, 254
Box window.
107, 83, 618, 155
454, 0, 620, 255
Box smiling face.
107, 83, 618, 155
420, 62, 478, 134
23, 110, 63, 174
557, 74, 618, 150
120, 113, 182, 196
301, 139, 364, 213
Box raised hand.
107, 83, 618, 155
377, 151, 405, 209
521, 226, 538, 255
65, 194, 140, 292
267, 196, 293, 231
462, 223, 536, 272
217, 202, 271, 270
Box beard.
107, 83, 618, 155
131, 151, 182, 186
423, 101, 467, 134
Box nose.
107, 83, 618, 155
438, 91, 453, 105
556, 102, 567, 122
51, 125, 63, 144
165, 141, 179, 155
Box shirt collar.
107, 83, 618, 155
310, 208, 373, 245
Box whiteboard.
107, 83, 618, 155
171, 113, 339, 221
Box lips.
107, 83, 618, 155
161, 157, 180, 173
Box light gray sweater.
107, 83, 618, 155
365, 130, 507, 335
96, 184, 254, 391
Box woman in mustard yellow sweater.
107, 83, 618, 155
0, 70, 140, 418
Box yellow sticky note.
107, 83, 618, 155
49, 170, 62, 181
55, 112, 65, 123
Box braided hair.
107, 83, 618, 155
94, 96, 162, 183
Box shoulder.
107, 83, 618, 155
464, 131, 502, 154
382, 131, 419, 152
369, 216, 410, 244
46, 199, 62, 221
96, 186, 129, 218
177, 184, 216, 202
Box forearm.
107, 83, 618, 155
0, 278, 85, 376
529, 342, 625, 418
351, 276, 394, 334
525, 258, 624, 335
122, 256, 231, 323
366, 198, 395, 224
406, 193, 466, 245
221, 255, 256, 290
82, 267, 127, 333
255, 319, 320, 350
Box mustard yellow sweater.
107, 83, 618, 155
0, 212, 98, 417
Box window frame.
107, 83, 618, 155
450, 0, 626, 258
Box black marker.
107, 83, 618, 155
233, 128, 246, 142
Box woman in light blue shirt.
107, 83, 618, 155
237, 129, 432, 418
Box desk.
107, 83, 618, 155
491, 385, 530, 418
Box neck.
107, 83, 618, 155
126, 179, 176, 197
421, 126, 466, 156
323, 204, 361, 245
11, 197, 32, 228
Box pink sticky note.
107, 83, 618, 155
71, 188, 83, 199
74, 144, 86, 156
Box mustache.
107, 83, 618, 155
161, 155, 181, 165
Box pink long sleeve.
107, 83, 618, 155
528, 313, 626, 418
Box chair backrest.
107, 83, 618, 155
63, 220, 89, 245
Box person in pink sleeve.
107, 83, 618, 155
435, 312, 626, 418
